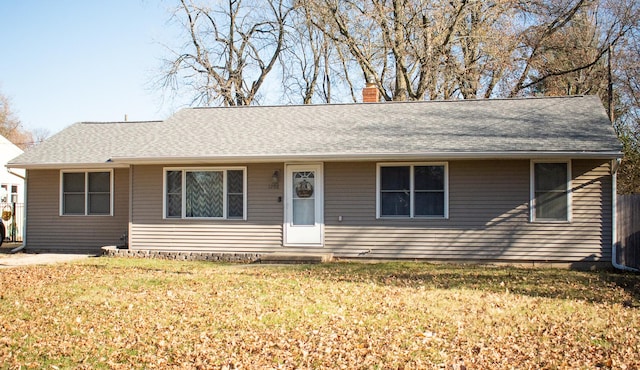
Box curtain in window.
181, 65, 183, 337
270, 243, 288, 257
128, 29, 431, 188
166, 171, 182, 217
186, 171, 223, 218
227, 170, 244, 218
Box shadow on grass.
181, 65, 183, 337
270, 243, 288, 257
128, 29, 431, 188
86, 257, 640, 306
291, 262, 640, 306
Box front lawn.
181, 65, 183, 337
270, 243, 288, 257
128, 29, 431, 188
0, 258, 638, 369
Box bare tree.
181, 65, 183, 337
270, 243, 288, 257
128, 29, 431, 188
161, 0, 638, 105
30, 127, 51, 146
612, 28, 640, 194
281, 1, 366, 104
162, 0, 293, 106
0, 92, 33, 150
507, 0, 638, 97
305, 0, 382, 98
280, 2, 330, 104
446, 0, 516, 99
305, 0, 519, 101
0, 93, 20, 137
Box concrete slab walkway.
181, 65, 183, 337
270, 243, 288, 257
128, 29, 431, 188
0, 252, 94, 268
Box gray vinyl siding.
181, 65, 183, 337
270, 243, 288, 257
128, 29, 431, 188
126, 159, 612, 263
25, 168, 129, 253
129, 163, 283, 251
323, 160, 612, 262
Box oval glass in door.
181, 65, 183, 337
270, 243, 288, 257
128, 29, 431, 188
293, 171, 315, 225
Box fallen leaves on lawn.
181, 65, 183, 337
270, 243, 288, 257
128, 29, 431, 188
0, 260, 638, 369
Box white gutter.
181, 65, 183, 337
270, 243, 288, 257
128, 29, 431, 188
6, 162, 129, 170
611, 158, 639, 272
108, 151, 623, 166
6, 151, 622, 169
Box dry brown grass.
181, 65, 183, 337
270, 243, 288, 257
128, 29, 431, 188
0, 258, 639, 369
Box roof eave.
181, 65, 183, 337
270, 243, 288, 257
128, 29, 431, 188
108, 151, 623, 165
6, 162, 130, 170
8, 151, 622, 169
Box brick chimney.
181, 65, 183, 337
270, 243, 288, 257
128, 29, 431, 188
362, 82, 379, 103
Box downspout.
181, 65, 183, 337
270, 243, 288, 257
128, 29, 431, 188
7, 168, 26, 254
7, 168, 25, 180
611, 158, 639, 272
128, 165, 133, 249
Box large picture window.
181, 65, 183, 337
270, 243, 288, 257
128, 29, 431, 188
531, 161, 571, 222
60, 170, 112, 216
164, 167, 246, 220
377, 163, 448, 218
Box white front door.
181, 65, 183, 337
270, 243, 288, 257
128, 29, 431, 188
284, 163, 324, 246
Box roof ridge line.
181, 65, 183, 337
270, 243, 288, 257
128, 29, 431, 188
184, 95, 589, 111
79, 120, 163, 124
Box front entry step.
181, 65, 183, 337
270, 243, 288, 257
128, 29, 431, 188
259, 253, 333, 264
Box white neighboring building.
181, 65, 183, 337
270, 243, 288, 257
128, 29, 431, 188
0, 134, 24, 204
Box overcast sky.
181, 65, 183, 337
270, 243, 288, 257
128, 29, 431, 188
0, 0, 185, 136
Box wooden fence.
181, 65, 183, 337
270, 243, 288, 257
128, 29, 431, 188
617, 194, 640, 270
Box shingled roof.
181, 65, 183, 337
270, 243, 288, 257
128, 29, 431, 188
8, 95, 621, 168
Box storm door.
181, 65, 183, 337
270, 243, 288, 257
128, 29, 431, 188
284, 164, 324, 246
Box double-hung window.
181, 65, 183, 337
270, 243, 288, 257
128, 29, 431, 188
60, 170, 113, 216
531, 161, 571, 222
164, 167, 246, 220
10, 185, 18, 203
377, 163, 448, 218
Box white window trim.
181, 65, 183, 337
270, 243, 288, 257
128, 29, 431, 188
1, 184, 9, 203
163, 167, 247, 220
530, 160, 572, 223
376, 162, 449, 219
59, 169, 114, 216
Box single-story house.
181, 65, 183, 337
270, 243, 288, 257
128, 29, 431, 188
7, 94, 623, 266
